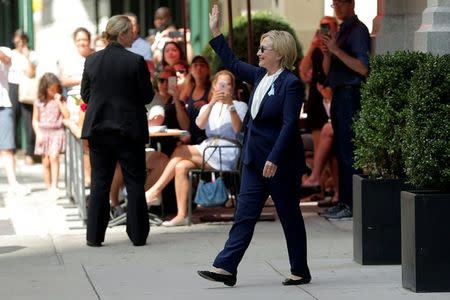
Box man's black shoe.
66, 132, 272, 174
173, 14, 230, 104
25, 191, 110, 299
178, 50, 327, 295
87, 240, 102, 247
197, 270, 237, 286
282, 277, 311, 286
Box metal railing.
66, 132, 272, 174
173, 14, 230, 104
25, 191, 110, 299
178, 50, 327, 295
63, 119, 87, 222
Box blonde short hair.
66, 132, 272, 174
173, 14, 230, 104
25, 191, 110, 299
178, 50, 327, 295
260, 30, 297, 71
102, 15, 132, 42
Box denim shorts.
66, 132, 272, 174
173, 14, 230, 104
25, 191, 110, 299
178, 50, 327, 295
0, 107, 16, 150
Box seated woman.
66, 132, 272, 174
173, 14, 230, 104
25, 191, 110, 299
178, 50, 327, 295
109, 66, 187, 214
145, 70, 248, 226
302, 83, 339, 206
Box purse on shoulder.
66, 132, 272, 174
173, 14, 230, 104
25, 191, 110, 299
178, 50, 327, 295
19, 76, 39, 105
194, 176, 228, 207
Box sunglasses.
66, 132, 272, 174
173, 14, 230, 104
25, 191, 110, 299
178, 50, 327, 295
157, 78, 168, 83
258, 45, 273, 53
175, 69, 187, 74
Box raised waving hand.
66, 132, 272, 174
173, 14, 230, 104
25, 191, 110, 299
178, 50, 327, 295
209, 4, 221, 37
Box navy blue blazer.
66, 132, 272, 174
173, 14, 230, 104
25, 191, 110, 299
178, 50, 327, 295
210, 35, 305, 174
81, 42, 154, 143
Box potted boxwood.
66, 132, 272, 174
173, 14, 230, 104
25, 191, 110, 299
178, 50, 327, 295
352, 51, 428, 265
401, 54, 450, 292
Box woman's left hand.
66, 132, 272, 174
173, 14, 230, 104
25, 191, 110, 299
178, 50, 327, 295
263, 160, 278, 178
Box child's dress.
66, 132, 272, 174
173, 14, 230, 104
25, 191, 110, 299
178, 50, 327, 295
34, 99, 65, 155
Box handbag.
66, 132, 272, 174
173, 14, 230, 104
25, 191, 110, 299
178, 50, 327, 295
19, 76, 39, 105
194, 176, 228, 207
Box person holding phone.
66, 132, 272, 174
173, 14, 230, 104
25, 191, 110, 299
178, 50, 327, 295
320, 0, 370, 220
144, 70, 247, 227
299, 17, 338, 199
197, 5, 311, 287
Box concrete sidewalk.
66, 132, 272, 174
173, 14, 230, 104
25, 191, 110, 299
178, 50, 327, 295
0, 158, 448, 299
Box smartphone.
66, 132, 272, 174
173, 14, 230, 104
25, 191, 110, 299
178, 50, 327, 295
168, 30, 183, 39
320, 23, 331, 37
168, 76, 177, 95
218, 81, 227, 92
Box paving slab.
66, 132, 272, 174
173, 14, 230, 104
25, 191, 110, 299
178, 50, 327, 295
1, 157, 450, 299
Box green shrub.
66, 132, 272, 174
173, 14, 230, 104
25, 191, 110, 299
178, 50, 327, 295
203, 11, 303, 74
403, 54, 450, 191
353, 51, 430, 179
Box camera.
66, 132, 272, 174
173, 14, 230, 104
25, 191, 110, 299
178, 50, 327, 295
167, 76, 177, 95
320, 23, 331, 37
168, 30, 183, 39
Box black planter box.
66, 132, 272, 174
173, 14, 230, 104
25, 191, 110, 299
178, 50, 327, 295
401, 190, 450, 292
353, 175, 407, 265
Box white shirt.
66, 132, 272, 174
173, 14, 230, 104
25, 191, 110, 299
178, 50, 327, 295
8, 49, 38, 84
250, 68, 283, 119
146, 93, 166, 119
57, 49, 86, 92
0, 47, 12, 107
127, 37, 152, 60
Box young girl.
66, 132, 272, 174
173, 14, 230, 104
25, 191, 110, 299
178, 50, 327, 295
32, 73, 70, 197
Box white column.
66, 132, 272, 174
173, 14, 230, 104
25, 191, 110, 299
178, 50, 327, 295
415, 0, 450, 54
374, 0, 427, 54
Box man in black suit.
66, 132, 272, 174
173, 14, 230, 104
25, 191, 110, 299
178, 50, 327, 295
81, 15, 154, 247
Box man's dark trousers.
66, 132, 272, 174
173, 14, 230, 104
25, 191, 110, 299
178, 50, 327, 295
330, 85, 361, 210
87, 135, 149, 245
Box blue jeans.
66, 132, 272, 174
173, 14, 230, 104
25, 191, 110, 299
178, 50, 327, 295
330, 86, 361, 210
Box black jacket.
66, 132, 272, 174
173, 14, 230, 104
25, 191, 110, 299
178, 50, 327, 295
81, 42, 154, 143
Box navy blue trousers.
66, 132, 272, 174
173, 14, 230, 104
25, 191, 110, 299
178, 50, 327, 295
330, 85, 361, 210
213, 163, 311, 278
87, 135, 149, 245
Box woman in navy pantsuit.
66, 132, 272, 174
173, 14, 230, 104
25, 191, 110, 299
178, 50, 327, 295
198, 5, 311, 286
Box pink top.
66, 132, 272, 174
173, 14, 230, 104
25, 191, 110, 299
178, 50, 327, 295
34, 98, 63, 130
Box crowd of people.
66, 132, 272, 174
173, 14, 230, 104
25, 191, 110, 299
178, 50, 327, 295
0, 0, 370, 286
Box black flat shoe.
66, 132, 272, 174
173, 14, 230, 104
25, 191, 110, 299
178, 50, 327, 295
282, 277, 311, 286
197, 270, 237, 286
86, 240, 102, 247
133, 241, 146, 246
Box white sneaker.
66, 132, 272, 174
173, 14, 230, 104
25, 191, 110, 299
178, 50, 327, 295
48, 187, 60, 200
8, 184, 31, 197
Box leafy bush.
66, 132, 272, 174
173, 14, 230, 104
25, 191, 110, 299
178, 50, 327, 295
403, 54, 450, 191
203, 11, 303, 74
353, 51, 429, 179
